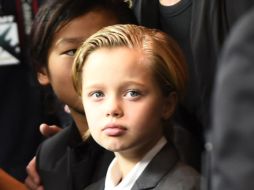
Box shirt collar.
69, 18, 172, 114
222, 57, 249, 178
104, 136, 167, 190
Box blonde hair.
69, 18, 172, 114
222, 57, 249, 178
73, 24, 187, 101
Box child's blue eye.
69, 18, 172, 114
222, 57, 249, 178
64, 49, 77, 56
90, 91, 104, 98
125, 90, 141, 99
128, 90, 139, 97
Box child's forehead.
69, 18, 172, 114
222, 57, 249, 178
82, 48, 156, 86
83, 47, 152, 76
89, 47, 145, 61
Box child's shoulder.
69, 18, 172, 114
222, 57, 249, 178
160, 161, 200, 190
172, 161, 200, 177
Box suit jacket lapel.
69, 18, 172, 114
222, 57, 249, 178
131, 143, 179, 190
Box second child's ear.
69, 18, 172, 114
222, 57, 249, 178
162, 92, 177, 120
37, 67, 50, 85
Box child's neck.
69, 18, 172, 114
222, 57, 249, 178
114, 135, 163, 179
69, 107, 88, 138
114, 153, 139, 179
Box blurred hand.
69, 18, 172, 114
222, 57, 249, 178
64, 104, 71, 114
25, 157, 44, 190
39, 123, 62, 137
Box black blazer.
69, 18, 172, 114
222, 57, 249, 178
84, 142, 200, 190
36, 123, 114, 190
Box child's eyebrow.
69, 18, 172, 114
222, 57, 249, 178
121, 81, 147, 87
55, 37, 85, 46
84, 81, 147, 90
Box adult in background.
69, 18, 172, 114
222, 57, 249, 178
210, 7, 254, 190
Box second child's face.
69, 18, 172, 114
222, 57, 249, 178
40, 10, 118, 114
82, 47, 174, 157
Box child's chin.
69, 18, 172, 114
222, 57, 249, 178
104, 144, 125, 152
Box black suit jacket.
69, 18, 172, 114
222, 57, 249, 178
36, 123, 114, 190
210, 7, 254, 190
84, 142, 200, 190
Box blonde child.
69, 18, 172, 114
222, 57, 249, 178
73, 24, 199, 190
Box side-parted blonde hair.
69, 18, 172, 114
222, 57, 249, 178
72, 24, 188, 101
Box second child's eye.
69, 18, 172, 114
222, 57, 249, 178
63, 49, 77, 56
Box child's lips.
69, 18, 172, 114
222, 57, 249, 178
102, 124, 126, 136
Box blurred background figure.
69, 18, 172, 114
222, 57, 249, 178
209, 7, 254, 190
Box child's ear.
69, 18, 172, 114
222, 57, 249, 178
37, 67, 50, 85
162, 92, 177, 120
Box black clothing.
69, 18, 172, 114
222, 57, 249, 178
210, 7, 254, 190
159, 2, 200, 133
159, 0, 193, 90
191, 0, 254, 128
159, 0, 192, 59
37, 123, 114, 190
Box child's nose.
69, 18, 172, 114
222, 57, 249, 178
105, 97, 123, 118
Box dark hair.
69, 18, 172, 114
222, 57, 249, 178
30, 0, 137, 72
